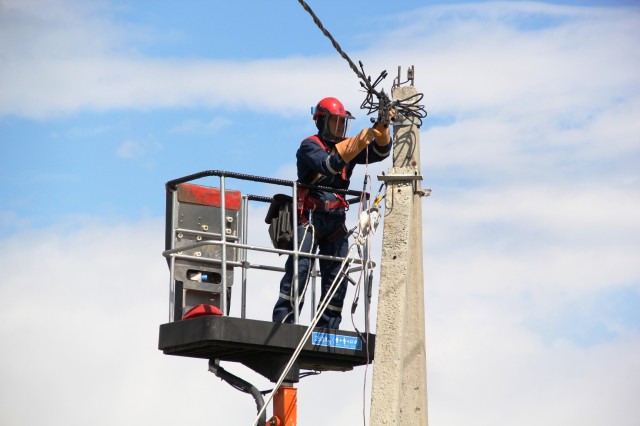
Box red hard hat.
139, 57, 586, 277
313, 97, 352, 120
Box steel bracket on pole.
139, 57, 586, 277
378, 173, 431, 197
377, 173, 423, 182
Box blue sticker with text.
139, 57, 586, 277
311, 332, 362, 350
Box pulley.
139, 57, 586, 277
356, 206, 381, 246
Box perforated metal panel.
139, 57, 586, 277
170, 183, 241, 319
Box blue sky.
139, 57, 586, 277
1, 0, 639, 425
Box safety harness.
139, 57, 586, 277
297, 135, 349, 222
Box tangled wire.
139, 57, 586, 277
297, 0, 428, 127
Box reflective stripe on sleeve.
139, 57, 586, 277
325, 155, 340, 175
372, 144, 390, 157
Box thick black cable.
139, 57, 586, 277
296, 0, 428, 127
297, 0, 373, 92
209, 360, 266, 425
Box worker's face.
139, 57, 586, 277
327, 115, 350, 139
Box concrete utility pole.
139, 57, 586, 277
370, 71, 429, 425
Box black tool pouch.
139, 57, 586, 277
264, 194, 294, 251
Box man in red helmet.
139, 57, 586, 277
272, 96, 394, 329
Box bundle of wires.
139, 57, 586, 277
297, 0, 428, 128
358, 64, 428, 128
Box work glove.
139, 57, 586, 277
335, 127, 382, 163
373, 108, 395, 146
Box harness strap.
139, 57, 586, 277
303, 197, 347, 211
308, 135, 348, 181
297, 135, 349, 222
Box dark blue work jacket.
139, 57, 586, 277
296, 133, 392, 209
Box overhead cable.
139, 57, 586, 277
296, 0, 428, 127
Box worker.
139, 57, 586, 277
272, 96, 394, 329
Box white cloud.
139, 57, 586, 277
383, 3, 640, 108
419, 178, 640, 423
1, 188, 638, 425
426, 299, 640, 426
170, 116, 233, 135
425, 183, 640, 298
0, 0, 637, 144
0, 211, 378, 425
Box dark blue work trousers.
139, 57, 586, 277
272, 210, 349, 329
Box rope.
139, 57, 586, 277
280, 223, 317, 324
251, 244, 360, 426
354, 156, 374, 426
